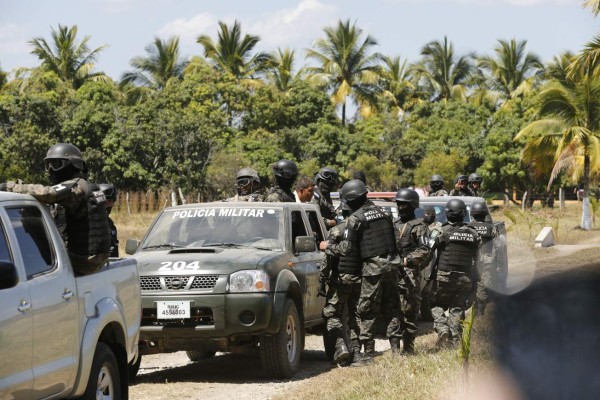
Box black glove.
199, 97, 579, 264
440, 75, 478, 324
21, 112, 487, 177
317, 279, 328, 297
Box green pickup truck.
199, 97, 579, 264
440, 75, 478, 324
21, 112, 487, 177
126, 202, 327, 379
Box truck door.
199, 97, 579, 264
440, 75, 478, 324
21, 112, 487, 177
305, 209, 327, 315
6, 206, 78, 398
0, 213, 33, 400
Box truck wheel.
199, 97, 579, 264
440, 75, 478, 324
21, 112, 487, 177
82, 342, 121, 400
260, 298, 302, 379
128, 354, 142, 381
322, 328, 335, 361
186, 350, 217, 362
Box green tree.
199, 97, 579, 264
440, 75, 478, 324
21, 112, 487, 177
267, 48, 302, 92
413, 150, 468, 188
515, 71, 600, 229
305, 19, 382, 125
29, 24, 108, 89
410, 36, 473, 102
0, 64, 7, 88
197, 20, 272, 80
121, 36, 187, 89
567, 1, 600, 77
477, 39, 544, 100
378, 55, 420, 115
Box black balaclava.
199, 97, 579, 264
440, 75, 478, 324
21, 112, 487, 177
423, 206, 436, 225
397, 203, 415, 223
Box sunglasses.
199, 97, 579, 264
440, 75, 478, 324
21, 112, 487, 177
44, 158, 69, 172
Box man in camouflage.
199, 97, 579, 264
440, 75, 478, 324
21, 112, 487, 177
333, 179, 404, 363
428, 174, 448, 197
468, 173, 483, 197
468, 201, 497, 315
265, 159, 298, 202
320, 197, 361, 365
225, 167, 264, 202
0, 143, 110, 275
393, 188, 431, 354
449, 175, 474, 196
311, 167, 338, 229
431, 198, 480, 347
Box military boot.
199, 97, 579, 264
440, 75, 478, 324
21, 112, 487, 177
389, 337, 401, 355
351, 340, 375, 367
402, 332, 415, 355
350, 340, 362, 364
333, 338, 350, 364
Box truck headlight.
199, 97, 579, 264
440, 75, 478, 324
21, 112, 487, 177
228, 270, 270, 292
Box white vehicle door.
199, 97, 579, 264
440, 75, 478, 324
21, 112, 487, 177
0, 212, 33, 400
6, 206, 78, 398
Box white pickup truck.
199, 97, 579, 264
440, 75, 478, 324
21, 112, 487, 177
0, 192, 141, 400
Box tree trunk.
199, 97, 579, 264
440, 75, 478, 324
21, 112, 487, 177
582, 154, 592, 230
559, 188, 565, 210
341, 101, 346, 126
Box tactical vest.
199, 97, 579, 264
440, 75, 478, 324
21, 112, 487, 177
353, 205, 397, 259
468, 221, 494, 256
438, 224, 478, 274
394, 219, 422, 258
65, 180, 111, 256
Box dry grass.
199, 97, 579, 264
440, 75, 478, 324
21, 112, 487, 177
111, 209, 158, 255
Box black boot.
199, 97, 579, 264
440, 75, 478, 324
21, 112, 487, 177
350, 340, 362, 364
389, 337, 401, 355
333, 338, 350, 364
402, 332, 415, 355
351, 340, 375, 367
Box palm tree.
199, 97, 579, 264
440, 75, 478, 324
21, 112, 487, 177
305, 19, 382, 125
477, 39, 544, 101
568, 1, 600, 77
121, 36, 187, 89
267, 48, 302, 92
378, 55, 420, 115
515, 70, 600, 230
584, 0, 600, 15
546, 51, 575, 84
197, 20, 272, 79
409, 36, 473, 102
28, 24, 107, 88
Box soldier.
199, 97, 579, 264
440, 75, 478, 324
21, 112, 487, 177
394, 189, 431, 354
0, 143, 110, 275
353, 170, 367, 186
333, 179, 404, 363
428, 174, 448, 197
99, 183, 119, 258
264, 159, 298, 202
225, 167, 264, 202
294, 176, 315, 203
468, 201, 497, 315
468, 173, 483, 197
449, 174, 474, 196
320, 197, 362, 365
312, 167, 338, 229
431, 198, 480, 348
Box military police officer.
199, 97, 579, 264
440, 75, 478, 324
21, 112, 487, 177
225, 167, 264, 202
312, 167, 338, 229
449, 175, 474, 196
468, 201, 497, 315
0, 143, 111, 275
431, 198, 480, 347
468, 173, 483, 197
428, 175, 448, 197
99, 183, 119, 257
394, 189, 431, 354
265, 159, 298, 202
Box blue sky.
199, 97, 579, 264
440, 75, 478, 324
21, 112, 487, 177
0, 0, 597, 80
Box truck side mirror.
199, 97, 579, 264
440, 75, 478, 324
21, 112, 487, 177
125, 239, 140, 255
0, 261, 18, 290
294, 236, 316, 253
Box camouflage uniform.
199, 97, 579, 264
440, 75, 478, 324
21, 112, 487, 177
449, 187, 474, 196
264, 184, 295, 202
224, 193, 264, 202
311, 187, 337, 229
321, 221, 362, 357
1, 179, 110, 274
394, 217, 431, 352
432, 222, 480, 346
468, 220, 498, 314
429, 189, 449, 197
108, 216, 119, 257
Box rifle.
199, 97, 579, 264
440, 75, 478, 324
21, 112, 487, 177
422, 230, 443, 295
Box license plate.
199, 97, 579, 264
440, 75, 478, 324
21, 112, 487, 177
157, 301, 191, 319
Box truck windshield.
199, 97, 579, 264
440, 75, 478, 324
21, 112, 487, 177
142, 207, 283, 251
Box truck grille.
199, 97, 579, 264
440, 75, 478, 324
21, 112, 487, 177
140, 275, 220, 291
142, 307, 214, 327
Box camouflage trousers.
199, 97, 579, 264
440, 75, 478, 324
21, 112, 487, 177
476, 267, 494, 311
323, 281, 362, 342
400, 268, 421, 328
431, 271, 472, 343
358, 271, 402, 341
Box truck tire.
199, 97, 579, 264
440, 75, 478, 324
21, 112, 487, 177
82, 342, 122, 400
128, 354, 142, 381
260, 299, 302, 379
186, 350, 217, 362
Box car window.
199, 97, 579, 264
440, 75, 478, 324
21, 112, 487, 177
291, 211, 308, 251
143, 206, 283, 250
6, 206, 55, 279
306, 210, 325, 244
414, 205, 471, 224
0, 222, 12, 263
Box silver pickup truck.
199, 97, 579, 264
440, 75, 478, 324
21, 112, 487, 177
0, 192, 141, 400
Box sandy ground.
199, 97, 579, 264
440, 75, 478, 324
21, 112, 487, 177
129, 239, 600, 400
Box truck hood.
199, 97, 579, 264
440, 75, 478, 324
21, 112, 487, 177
132, 247, 283, 276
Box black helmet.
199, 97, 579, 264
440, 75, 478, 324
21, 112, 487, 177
470, 200, 488, 221
315, 167, 338, 186
430, 174, 444, 183
445, 198, 466, 223
455, 174, 468, 184
99, 183, 117, 201
341, 179, 368, 201
395, 188, 419, 209
272, 159, 298, 180
430, 174, 444, 191
236, 167, 260, 186
44, 143, 86, 173
468, 173, 482, 184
